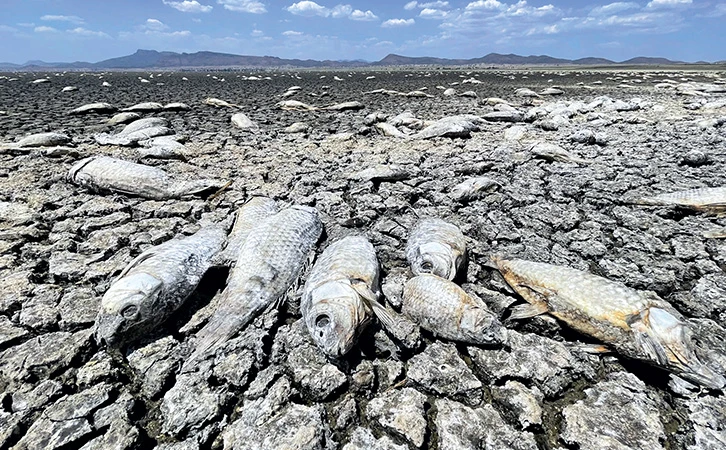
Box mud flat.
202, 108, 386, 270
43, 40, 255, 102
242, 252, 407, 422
1, 68, 725, 449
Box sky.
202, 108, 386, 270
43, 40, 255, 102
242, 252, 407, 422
0, 0, 724, 64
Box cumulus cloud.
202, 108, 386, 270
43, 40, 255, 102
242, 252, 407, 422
40, 15, 84, 24
647, 0, 692, 7
163, 0, 213, 13
251, 29, 264, 36
286, 2, 378, 21
465, 0, 503, 10
144, 18, 169, 31
381, 18, 415, 27
68, 27, 111, 38
419, 8, 449, 19
589, 2, 639, 16
34, 26, 58, 32
282, 30, 304, 35
217, 0, 266, 13
405, 1, 449, 9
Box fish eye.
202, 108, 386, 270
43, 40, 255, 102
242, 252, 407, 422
421, 261, 433, 271
121, 305, 138, 318
315, 314, 330, 337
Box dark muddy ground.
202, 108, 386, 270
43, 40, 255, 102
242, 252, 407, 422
0, 68, 725, 450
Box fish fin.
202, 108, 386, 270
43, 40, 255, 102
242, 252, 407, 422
350, 280, 378, 305
631, 325, 670, 366
508, 302, 548, 320
365, 300, 421, 350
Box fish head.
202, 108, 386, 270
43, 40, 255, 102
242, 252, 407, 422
95, 272, 163, 347
460, 307, 507, 345
306, 281, 367, 358
639, 307, 725, 390
412, 242, 458, 280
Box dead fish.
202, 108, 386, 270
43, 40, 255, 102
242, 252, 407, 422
68, 102, 117, 115
62, 86, 77, 92
494, 258, 725, 389
231, 112, 259, 131
634, 187, 726, 213
95, 224, 227, 347
122, 102, 163, 112
68, 156, 226, 200
95, 118, 172, 146
163, 102, 190, 111
406, 218, 466, 281
703, 227, 726, 238
107, 112, 141, 125
402, 274, 506, 345
277, 100, 317, 111
323, 101, 364, 111
413, 115, 482, 139
347, 164, 417, 182
449, 177, 499, 202
137, 135, 187, 159
530, 142, 593, 164
203, 97, 240, 108
374, 122, 407, 139
216, 197, 279, 266
302, 236, 379, 358
185, 206, 322, 367
15, 132, 71, 148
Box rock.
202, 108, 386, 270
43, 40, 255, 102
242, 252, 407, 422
222, 377, 327, 450
491, 380, 544, 428
681, 149, 710, 167
342, 427, 408, 450
11, 380, 63, 413
161, 372, 225, 437
686, 395, 726, 450
0, 315, 28, 346
366, 387, 427, 448
562, 372, 666, 450
469, 331, 597, 397
19, 284, 61, 329
0, 329, 92, 386
434, 398, 538, 450
483, 111, 524, 123
407, 341, 482, 402
76, 351, 117, 387
49, 251, 87, 280
12, 383, 113, 450
347, 165, 418, 182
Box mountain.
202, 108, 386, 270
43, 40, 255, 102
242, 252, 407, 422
0, 49, 702, 70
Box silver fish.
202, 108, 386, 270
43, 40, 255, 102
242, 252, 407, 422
231, 112, 259, 131
277, 100, 317, 111
494, 258, 725, 389
95, 118, 172, 146
15, 132, 71, 148
703, 227, 726, 239
406, 218, 466, 280
122, 102, 163, 112
402, 274, 506, 345
95, 225, 227, 347
68, 156, 226, 200
68, 102, 117, 115
301, 236, 379, 358
186, 206, 322, 366
203, 97, 240, 108
635, 187, 726, 213
217, 197, 279, 267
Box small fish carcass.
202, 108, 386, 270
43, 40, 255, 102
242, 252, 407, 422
68, 156, 226, 200
402, 274, 506, 345
494, 258, 726, 389
301, 235, 380, 358
634, 186, 726, 214
95, 224, 228, 347
216, 197, 279, 267
406, 218, 466, 280
186, 205, 322, 367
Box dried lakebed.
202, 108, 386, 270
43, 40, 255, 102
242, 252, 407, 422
1, 68, 725, 450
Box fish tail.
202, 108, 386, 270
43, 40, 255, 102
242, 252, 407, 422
182, 308, 253, 372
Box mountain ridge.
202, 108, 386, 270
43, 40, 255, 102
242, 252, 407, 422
0, 49, 705, 70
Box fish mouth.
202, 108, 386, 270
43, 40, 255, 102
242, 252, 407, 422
94, 314, 125, 347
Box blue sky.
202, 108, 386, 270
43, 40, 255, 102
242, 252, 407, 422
0, 0, 724, 63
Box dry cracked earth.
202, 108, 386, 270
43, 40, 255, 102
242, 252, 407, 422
0, 67, 725, 450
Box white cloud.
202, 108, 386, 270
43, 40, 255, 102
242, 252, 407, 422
34, 26, 58, 32
405, 1, 449, 8
466, 0, 503, 10
287, 1, 328, 16
163, 1, 213, 13
40, 15, 85, 24
282, 30, 304, 36
217, 0, 266, 13
647, 0, 691, 7
589, 2, 639, 16
404, 1, 418, 10
251, 29, 264, 36
286, 2, 378, 21
144, 18, 169, 31
17, 22, 35, 27
381, 18, 415, 27
420, 8, 449, 19
350, 10, 378, 21
68, 27, 111, 38
0, 25, 18, 32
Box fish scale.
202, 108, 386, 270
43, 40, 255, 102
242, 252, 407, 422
495, 258, 726, 389
186, 206, 322, 367
301, 235, 379, 358
406, 218, 466, 280
638, 186, 726, 211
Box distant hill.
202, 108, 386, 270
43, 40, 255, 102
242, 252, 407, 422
0, 49, 704, 70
